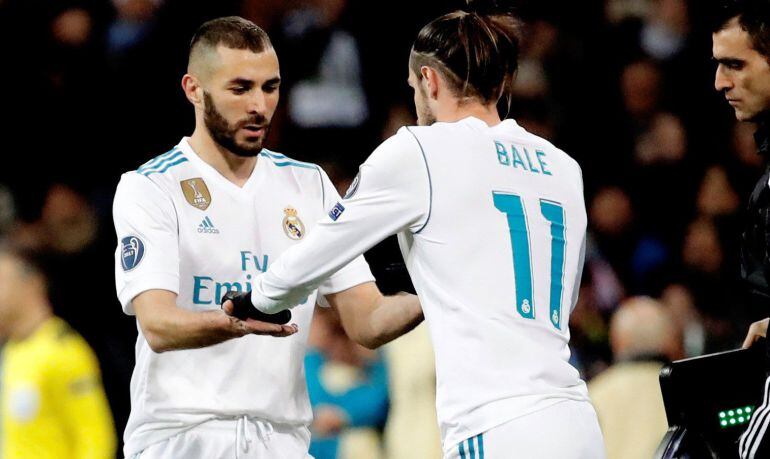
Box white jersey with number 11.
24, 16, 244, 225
255, 116, 591, 452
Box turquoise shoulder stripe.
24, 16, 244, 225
259, 149, 286, 160
138, 148, 179, 172
260, 150, 317, 168
138, 150, 184, 174
270, 160, 318, 170
259, 150, 324, 203
459, 441, 467, 459
142, 157, 188, 176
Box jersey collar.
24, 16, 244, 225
177, 137, 262, 196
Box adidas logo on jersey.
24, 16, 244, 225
198, 216, 220, 234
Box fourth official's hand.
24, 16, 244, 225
743, 318, 769, 349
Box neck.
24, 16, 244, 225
10, 303, 52, 341
436, 100, 501, 127
188, 126, 258, 187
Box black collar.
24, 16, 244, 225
755, 116, 770, 157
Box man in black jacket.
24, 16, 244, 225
713, 1, 770, 458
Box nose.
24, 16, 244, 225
714, 65, 733, 93
247, 90, 266, 115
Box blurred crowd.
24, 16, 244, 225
0, 0, 763, 458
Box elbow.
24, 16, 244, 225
143, 330, 172, 353
354, 332, 387, 350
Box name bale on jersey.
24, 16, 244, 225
494, 141, 553, 176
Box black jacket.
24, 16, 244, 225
740, 119, 770, 300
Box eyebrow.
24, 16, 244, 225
228, 78, 254, 87
713, 57, 745, 65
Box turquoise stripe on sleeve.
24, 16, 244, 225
259, 149, 286, 160
478, 434, 485, 459
138, 148, 179, 172
271, 160, 318, 170
142, 157, 188, 176
259, 150, 318, 169
459, 441, 467, 459
138, 150, 183, 174
468, 438, 476, 459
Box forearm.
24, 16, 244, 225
363, 292, 424, 348
134, 290, 244, 352
140, 307, 243, 352
331, 284, 424, 349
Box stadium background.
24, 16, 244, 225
0, 0, 761, 457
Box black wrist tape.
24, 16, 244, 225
220, 291, 292, 325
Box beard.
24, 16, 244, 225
415, 86, 436, 126
417, 105, 437, 126
203, 91, 270, 157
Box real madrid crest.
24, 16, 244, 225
282, 206, 305, 240
180, 178, 212, 211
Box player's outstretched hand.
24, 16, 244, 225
743, 317, 769, 349
222, 298, 298, 337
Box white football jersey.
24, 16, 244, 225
254, 117, 591, 452
112, 138, 373, 457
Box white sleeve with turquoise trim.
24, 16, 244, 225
113, 172, 180, 315
251, 127, 430, 313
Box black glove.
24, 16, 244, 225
220, 291, 292, 325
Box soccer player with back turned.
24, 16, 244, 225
240, 2, 606, 457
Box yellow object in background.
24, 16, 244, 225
1, 317, 116, 459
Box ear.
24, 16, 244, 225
420, 66, 440, 100
182, 74, 204, 108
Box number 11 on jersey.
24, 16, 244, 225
493, 192, 566, 329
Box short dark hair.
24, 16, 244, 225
190, 16, 272, 57
713, 0, 770, 59
410, 0, 522, 106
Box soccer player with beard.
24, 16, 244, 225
112, 17, 422, 459
243, 1, 606, 457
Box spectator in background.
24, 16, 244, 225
275, 0, 372, 176
306, 307, 389, 459
589, 296, 683, 459
107, 0, 163, 55
0, 245, 116, 459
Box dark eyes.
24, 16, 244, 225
231, 87, 248, 95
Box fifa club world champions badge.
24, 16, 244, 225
283, 206, 305, 240
180, 178, 212, 211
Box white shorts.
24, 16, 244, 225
445, 400, 606, 459
131, 417, 313, 459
